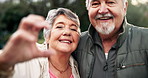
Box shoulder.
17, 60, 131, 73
69, 56, 78, 66
80, 31, 89, 39
129, 25, 148, 37
128, 24, 148, 49
15, 57, 48, 69
69, 56, 80, 78
13, 57, 48, 78
129, 24, 148, 33
79, 31, 89, 42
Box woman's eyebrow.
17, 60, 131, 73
55, 22, 64, 25
71, 24, 78, 27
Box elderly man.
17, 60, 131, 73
0, 0, 148, 78
73, 0, 148, 78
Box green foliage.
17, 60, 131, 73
0, 0, 148, 49
127, 0, 148, 27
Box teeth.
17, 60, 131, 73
95, 14, 114, 20
60, 40, 71, 43
99, 17, 109, 20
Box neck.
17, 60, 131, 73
49, 55, 70, 66
48, 56, 70, 74
47, 47, 72, 78
48, 48, 71, 74
100, 33, 118, 42
99, 27, 122, 42
99, 29, 122, 53
48, 46, 71, 65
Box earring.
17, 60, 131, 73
47, 43, 49, 49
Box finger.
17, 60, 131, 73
38, 50, 52, 57
32, 21, 50, 32
18, 19, 40, 37
19, 17, 44, 31
27, 15, 49, 30
19, 14, 47, 31
27, 14, 48, 30
10, 30, 37, 44
34, 49, 55, 58
27, 14, 45, 21
39, 21, 50, 30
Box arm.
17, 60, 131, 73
0, 14, 51, 78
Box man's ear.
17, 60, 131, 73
124, 1, 128, 16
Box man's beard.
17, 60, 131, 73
94, 13, 115, 34
95, 22, 115, 35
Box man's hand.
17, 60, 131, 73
0, 14, 51, 70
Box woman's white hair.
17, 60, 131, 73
43, 8, 81, 42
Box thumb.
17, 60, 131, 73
35, 50, 53, 58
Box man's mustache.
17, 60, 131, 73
95, 13, 114, 20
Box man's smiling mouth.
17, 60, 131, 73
95, 14, 114, 20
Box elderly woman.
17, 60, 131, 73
0, 8, 80, 78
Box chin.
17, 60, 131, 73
95, 25, 115, 35
59, 49, 72, 53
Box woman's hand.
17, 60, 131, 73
0, 14, 51, 70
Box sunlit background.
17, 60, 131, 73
132, 0, 148, 5
0, 0, 148, 49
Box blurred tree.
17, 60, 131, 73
47, 0, 89, 31
0, 0, 148, 49
127, 0, 148, 27
0, 1, 32, 48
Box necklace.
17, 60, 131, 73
50, 61, 70, 74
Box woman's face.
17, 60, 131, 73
48, 15, 80, 54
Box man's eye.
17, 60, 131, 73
107, 2, 115, 4
106, 1, 116, 6
92, 3, 99, 6
91, 3, 100, 8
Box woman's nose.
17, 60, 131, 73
62, 29, 71, 36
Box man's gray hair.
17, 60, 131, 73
85, 0, 127, 10
43, 8, 80, 41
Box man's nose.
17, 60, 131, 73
98, 3, 108, 14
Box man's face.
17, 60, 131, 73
88, 0, 127, 34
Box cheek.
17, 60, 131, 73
114, 9, 125, 26
73, 35, 80, 44
112, 7, 125, 17
88, 9, 96, 18
113, 9, 125, 28
48, 31, 59, 41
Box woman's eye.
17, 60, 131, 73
71, 28, 77, 31
56, 26, 63, 29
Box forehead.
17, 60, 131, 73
54, 15, 77, 25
